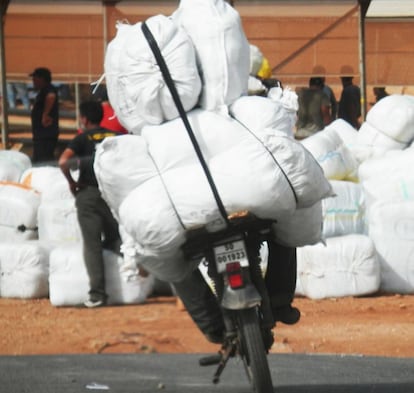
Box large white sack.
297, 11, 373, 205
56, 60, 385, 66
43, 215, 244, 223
0, 242, 49, 298
229, 95, 295, 138
141, 109, 333, 209
0, 150, 32, 182
20, 166, 75, 201
300, 127, 358, 181
368, 200, 414, 294
141, 108, 250, 171
104, 15, 201, 134
324, 118, 358, 148
0, 182, 40, 241
358, 149, 414, 208
249, 44, 263, 76
172, 0, 250, 112
366, 94, 414, 145
297, 234, 380, 299
322, 180, 366, 238
272, 201, 324, 247
355, 121, 406, 163
48, 244, 154, 306
94, 134, 158, 217
37, 199, 82, 243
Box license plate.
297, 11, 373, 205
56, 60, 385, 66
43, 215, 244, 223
213, 240, 249, 273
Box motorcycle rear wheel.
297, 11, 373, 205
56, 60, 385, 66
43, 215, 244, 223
237, 307, 274, 393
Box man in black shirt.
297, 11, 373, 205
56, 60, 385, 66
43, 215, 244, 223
29, 67, 59, 163
59, 100, 123, 308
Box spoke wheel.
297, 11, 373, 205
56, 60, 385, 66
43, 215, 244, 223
237, 308, 274, 393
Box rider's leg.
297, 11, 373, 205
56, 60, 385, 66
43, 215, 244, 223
265, 240, 300, 324
172, 268, 225, 343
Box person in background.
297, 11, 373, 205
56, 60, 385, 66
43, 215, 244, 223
295, 76, 332, 139
338, 65, 361, 130
7, 82, 30, 110
373, 86, 389, 103
77, 86, 127, 135
29, 67, 59, 163
312, 65, 337, 120
59, 100, 123, 308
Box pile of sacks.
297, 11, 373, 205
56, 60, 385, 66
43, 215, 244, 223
0, 155, 154, 306
98, 0, 332, 283
296, 94, 414, 298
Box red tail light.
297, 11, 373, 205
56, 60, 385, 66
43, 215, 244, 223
226, 262, 244, 289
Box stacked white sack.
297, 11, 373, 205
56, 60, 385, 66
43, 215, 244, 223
48, 244, 154, 307
322, 180, 366, 238
37, 199, 82, 243
229, 94, 295, 138
356, 94, 414, 162
0, 242, 49, 298
297, 234, 380, 299
96, 109, 332, 282
172, 0, 250, 112
323, 118, 359, 154
358, 149, 414, 210
368, 201, 414, 294
267, 87, 299, 135
20, 166, 76, 201
0, 150, 32, 182
104, 14, 201, 134
249, 44, 263, 76
300, 125, 359, 181
0, 182, 40, 241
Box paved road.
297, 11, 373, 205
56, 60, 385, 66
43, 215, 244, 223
0, 353, 413, 393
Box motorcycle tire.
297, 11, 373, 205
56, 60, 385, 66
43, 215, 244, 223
237, 307, 274, 393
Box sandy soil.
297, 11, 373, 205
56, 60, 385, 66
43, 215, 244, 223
1, 294, 413, 358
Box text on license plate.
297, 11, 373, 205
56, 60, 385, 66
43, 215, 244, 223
213, 240, 249, 273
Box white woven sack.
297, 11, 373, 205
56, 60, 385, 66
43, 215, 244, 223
324, 118, 358, 149
358, 149, 414, 209
37, 199, 82, 243
94, 134, 158, 218
0, 150, 31, 182
355, 121, 406, 163
300, 127, 358, 181
368, 200, 414, 294
249, 44, 263, 76
272, 201, 324, 248
172, 0, 250, 112
0, 241, 49, 298
141, 108, 251, 171
229, 95, 295, 138
0, 182, 40, 241
48, 244, 154, 306
20, 166, 75, 201
322, 180, 366, 238
366, 94, 414, 144
104, 15, 201, 134
297, 234, 380, 299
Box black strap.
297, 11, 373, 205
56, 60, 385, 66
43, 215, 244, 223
141, 21, 229, 228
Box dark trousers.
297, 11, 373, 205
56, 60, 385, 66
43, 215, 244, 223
173, 239, 297, 337
32, 137, 58, 164
75, 186, 121, 301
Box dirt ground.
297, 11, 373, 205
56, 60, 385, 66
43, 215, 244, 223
0, 293, 413, 358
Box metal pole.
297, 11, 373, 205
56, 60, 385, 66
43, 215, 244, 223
0, 3, 9, 149
358, 4, 367, 120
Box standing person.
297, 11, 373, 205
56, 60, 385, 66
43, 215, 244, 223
29, 67, 59, 163
59, 100, 123, 308
295, 77, 332, 139
338, 66, 361, 129
312, 65, 337, 120
373, 86, 389, 103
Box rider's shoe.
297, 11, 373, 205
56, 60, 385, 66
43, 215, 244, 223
204, 330, 225, 344
273, 305, 301, 325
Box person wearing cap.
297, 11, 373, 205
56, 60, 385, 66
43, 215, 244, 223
295, 76, 332, 139
338, 65, 361, 129
29, 67, 59, 163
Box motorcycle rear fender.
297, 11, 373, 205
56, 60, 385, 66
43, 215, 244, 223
221, 282, 262, 310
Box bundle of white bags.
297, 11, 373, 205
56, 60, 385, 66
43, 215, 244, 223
296, 94, 414, 297
99, 0, 332, 283
0, 164, 155, 305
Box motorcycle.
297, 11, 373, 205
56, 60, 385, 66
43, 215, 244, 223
142, 22, 276, 393
182, 211, 276, 393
